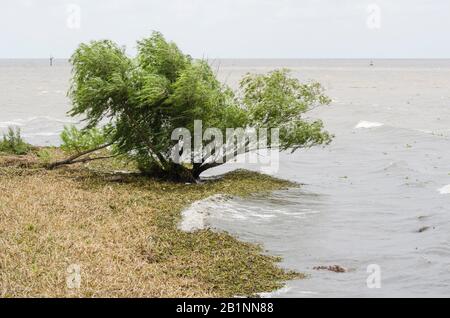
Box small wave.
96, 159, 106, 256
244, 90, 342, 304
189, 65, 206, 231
23, 116, 78, 124
260, 287, 320, 297
22, 132, 60, 137
413, 128, 450, 138
438, 185, 450, 194
219, 203, 278, 220
0, 121, 25, 128
178, 195, 230, 232
380, 161, 411, 172
415, 129, 434, 135
354, 121, 384, 129
0, 116, 77, 128
259, 287, 293, 298
280, 210, 320, 218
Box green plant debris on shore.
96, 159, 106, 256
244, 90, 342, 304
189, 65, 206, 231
0, 152, 302, 298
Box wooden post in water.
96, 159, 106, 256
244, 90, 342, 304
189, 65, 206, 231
50, 56, 54, 66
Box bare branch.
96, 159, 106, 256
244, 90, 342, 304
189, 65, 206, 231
47, 142, 113, 169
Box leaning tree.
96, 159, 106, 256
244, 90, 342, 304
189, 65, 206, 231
56, 32, 332, 181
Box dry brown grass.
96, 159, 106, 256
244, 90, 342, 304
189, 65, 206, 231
0, 156, 301, 298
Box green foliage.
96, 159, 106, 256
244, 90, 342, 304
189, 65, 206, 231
137, 32, 191, 82
60, 125, 108, 154
67, 32, 332, 180
0, 127, 31, 155
240, 69, 332, 151
36, 149, 52, 165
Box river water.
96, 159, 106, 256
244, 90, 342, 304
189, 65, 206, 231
1, 59, 450, 297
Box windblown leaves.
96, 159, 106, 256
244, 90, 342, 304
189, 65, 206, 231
67, 33, 332, 178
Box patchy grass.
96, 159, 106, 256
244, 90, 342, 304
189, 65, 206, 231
0, 152, 302, 298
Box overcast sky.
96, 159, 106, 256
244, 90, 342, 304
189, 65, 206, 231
1, 0, 449, 58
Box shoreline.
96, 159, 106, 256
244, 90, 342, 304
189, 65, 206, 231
0, 150, 302, 297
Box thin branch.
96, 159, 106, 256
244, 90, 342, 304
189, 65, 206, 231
65, 155, 118, 165
47, 142, 113, 169
198, 139, 254, 174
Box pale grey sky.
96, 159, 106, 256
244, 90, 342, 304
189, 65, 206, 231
1, 0, 449, 58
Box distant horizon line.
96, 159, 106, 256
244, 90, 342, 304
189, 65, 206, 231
2, 57, 450, 60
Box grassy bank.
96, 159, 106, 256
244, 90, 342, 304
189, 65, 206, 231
0, 150, 301, 297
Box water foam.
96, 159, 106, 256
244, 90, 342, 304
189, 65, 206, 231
178, 194, 230, 232
354, 121, 384, 129
259, 287, 293, 298
0, 116, 77, 128
438, 185, 450, 194
0, 121, 24, 128
22, 132, 60, 137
